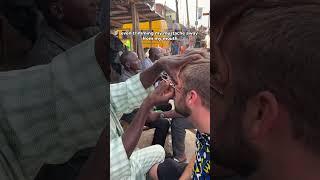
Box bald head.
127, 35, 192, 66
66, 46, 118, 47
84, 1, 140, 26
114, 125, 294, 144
149, 47, 163, 62
120, 51, 140, 72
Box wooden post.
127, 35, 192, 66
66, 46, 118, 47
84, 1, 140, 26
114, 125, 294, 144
131, 1, 145, 60
149, 19, 153, 48
175, 0, 179, 23
186, 0, 190, 28
131, 2, 138, 53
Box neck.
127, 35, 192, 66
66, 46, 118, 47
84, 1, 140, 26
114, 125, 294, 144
191, 107, 210, 134
249, 144, 320, 180
124, 67, 136, 74
54, 23, 84, 43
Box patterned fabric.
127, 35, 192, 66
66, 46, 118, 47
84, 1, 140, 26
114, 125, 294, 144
0, 37, 107, 180
110, 74, 165, 180
140, 58, 154, 70
192, 131, 210, 180
119, 68, 137, 82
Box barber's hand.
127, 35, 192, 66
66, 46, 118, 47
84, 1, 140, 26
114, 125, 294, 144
157, 53, 203, 84
184, 49, 208, 58
146, 81, 174, 107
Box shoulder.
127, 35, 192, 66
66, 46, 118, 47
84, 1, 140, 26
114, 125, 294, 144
26, 36, 64, 66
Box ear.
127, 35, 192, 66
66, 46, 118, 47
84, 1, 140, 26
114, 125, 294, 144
185, 90, 199, 107
243, 91, 279, 142
49, 2, 64, 20
125, 62, 130, 68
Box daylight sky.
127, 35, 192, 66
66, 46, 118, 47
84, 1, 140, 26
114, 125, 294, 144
155, 0, 210, 28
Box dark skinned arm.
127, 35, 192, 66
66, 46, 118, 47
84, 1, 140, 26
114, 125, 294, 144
140, 51, 204, 89
122, 81, 174, 157
121, 99, 154, 157
140, 61, 163, 89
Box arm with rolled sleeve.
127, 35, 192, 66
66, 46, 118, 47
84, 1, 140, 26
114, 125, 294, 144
110, 73, 154, 120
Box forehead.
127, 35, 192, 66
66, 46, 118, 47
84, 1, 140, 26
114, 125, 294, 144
151, 48, 161, 54
127, 52, 137, 57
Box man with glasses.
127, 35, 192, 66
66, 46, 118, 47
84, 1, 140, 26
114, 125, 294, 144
214, 0, 320, 179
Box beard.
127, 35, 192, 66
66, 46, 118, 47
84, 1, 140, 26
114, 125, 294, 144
214, 94, 260, 177
174, 98, 191, 117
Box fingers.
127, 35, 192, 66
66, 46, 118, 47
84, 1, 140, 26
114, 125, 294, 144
163, 87, 175, 99
155, 80, 173, 95
184, 49, 209, 59
168, 54, 203, 83
157, 80, 175, 96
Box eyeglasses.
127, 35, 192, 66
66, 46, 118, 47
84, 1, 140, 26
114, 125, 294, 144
213, 0, 320, 97
160, 72, 182, 94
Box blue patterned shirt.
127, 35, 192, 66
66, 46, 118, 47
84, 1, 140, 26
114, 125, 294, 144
193, 131, 210, 179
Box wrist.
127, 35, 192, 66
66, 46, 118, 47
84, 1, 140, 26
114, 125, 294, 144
154, 60, 165, 72
142, 97, 155, 109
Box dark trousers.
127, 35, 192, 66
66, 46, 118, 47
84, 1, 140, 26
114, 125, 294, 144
156, 158, 187, 180
171, 117, 194, 159
146, 118, 170, 146
122, 109, 170, 147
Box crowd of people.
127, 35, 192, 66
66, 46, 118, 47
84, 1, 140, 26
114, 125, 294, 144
3, 0, 320, 179
0, 0, 211, 180
110, 36, 211, 179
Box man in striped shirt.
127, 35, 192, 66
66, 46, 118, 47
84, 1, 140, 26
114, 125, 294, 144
0, 30, 203, 180
110, 51, 203, 179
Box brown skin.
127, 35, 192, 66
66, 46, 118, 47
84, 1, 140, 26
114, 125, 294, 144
76, 34, 203, 180
122, 52, 140, 73
124, 52, 203, 157
214, 23, 320, 180
47, 0, 99, 42
149, 48, 163, 62
122, 81, 174, 157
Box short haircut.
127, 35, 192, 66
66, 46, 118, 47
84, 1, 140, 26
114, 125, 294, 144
180, 58, 210, 109
119, 51, 133, 65
220, 2, 320, 153
149, 47, 160, 58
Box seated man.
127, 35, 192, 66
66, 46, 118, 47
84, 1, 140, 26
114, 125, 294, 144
148, 58, 210, 180
119, 51, 141, 82
110, 51, 203, 179
26, 0, 99, 66
119, 51, 171, 148
140, 47, 163, 70
0, 33, 108, 180
0, 30, 203, 180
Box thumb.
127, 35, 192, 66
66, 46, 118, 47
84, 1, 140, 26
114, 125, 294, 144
162, 85, 175, 99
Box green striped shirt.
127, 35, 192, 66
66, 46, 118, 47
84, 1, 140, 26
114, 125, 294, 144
0, 37, 107, 180
110, 74, 165, 179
